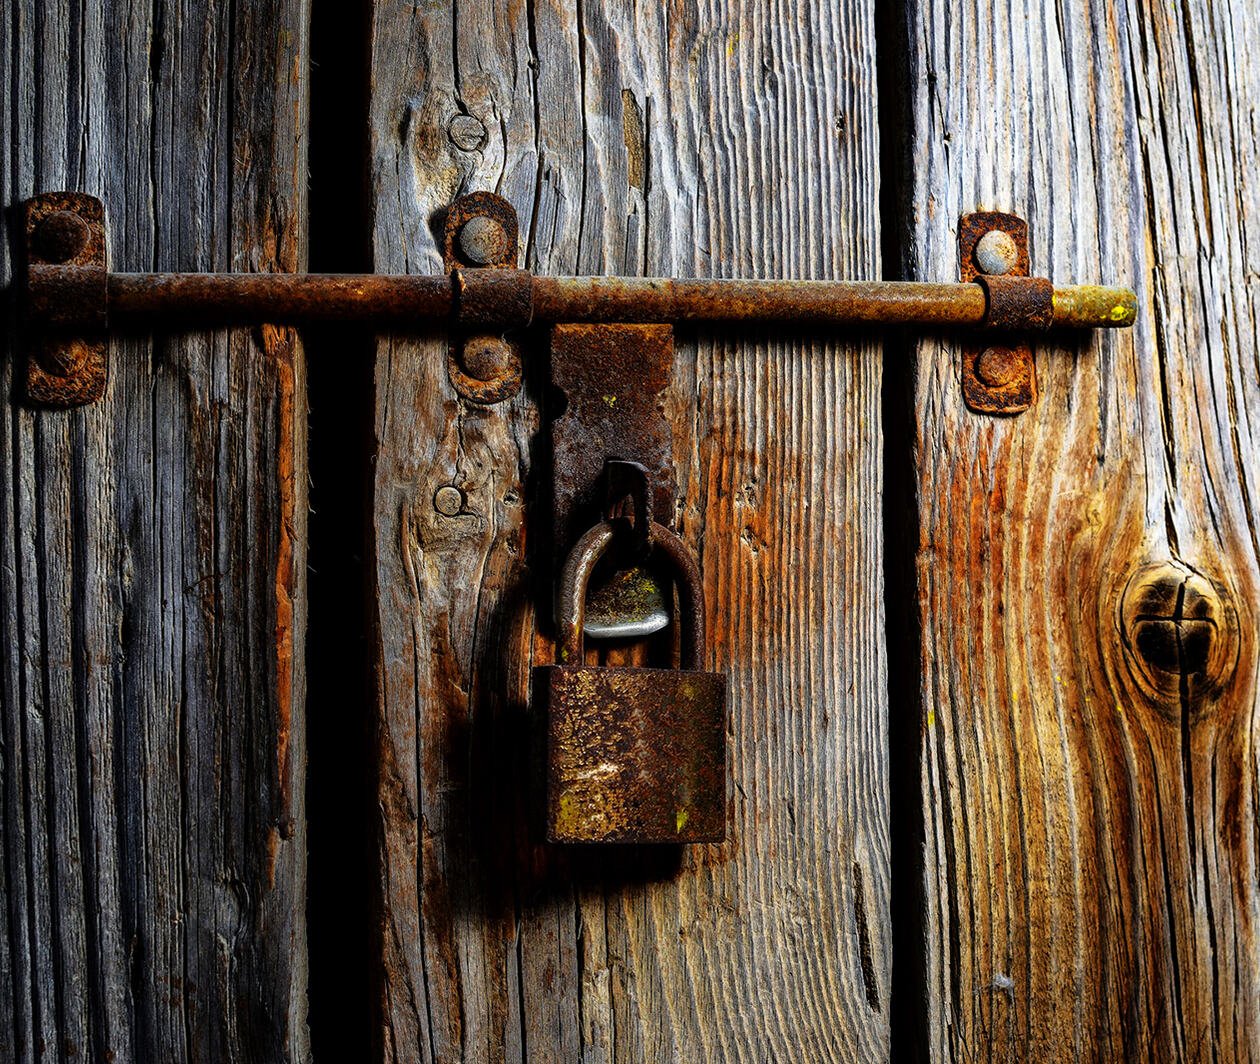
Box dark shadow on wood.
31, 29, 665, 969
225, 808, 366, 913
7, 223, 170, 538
306, 0, 376, 1059
878, 0, 930, 1059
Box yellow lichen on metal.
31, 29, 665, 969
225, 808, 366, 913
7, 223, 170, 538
1052, 285, 1138, 328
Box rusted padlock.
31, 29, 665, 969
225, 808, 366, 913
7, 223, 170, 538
537, 519, 727, 844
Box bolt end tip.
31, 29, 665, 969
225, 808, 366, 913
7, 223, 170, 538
1053, 285, 1138, 328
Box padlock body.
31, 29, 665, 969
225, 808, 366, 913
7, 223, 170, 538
538, 664, 727, 843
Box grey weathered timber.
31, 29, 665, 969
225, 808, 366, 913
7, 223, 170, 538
0, 3, 309, 1061
369, 0, 888, 1060
898, 0, 1260, 1058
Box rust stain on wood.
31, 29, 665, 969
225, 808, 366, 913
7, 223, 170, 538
268, 322, 299, 820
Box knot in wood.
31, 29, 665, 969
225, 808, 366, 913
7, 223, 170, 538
1119, 560, 1238, 711
447, 113, 487, 152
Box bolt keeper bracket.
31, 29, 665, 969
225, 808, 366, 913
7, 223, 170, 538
15, 192, 1135, 413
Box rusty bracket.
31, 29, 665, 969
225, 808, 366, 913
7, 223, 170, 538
22, 193, 109, 406
549, 323, 677, 606
442, 192, 524, 404
958, 211, 1052, 415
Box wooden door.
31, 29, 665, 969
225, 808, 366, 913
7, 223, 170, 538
4, 1, 1260, 1062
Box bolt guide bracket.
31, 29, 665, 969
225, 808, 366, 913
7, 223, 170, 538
12, 190, 1138, 844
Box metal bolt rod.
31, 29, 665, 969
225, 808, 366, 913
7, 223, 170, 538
105, 272, 454, 326
533, 278, 1133, 328
533, 279, 996, 326
51, 269, 1136, 330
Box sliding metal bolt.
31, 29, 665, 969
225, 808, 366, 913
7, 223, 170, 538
974, 229, 1019, 275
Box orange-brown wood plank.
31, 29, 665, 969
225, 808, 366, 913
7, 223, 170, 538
896, 0, 1260, 1057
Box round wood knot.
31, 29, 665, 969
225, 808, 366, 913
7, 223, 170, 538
447, 113, 487, 152
1119, 560, 1239, 713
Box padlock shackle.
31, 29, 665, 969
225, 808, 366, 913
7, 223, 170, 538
556, 520, 705, 668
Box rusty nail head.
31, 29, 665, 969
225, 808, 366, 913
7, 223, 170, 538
39, 339, 91, 378
974, 346, 1021, 388
458, 216, 510, 266
442, 191, 519, 272
33, 210, 91, 263
460, 334, 515, 381
974, 229, 1019, 275
433, 485, 465, 516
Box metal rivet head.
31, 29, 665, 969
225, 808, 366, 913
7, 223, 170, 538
33, 210, 91, 263
457, 215, 509, 266
460, 335, 514, 381
433, 485, 465, 516
974, 346, 1020, 388
974, 229, 1019, 275
39, 339, 90, 378
447, 114, 487, 152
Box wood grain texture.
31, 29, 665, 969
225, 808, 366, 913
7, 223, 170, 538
898, 0, 1260, 1058
368, 0, 888, 1059
0, 2, 310, 1060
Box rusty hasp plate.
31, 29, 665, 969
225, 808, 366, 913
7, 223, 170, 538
442, 191, 524, 404
23, 192, 108, 406
549, 323, 677, 574
959, 210, 1041, 415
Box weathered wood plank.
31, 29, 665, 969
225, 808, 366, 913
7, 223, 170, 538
899, 0, 1260, 1057
0, 2, 309, 1060
369, 0, 888, 1060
